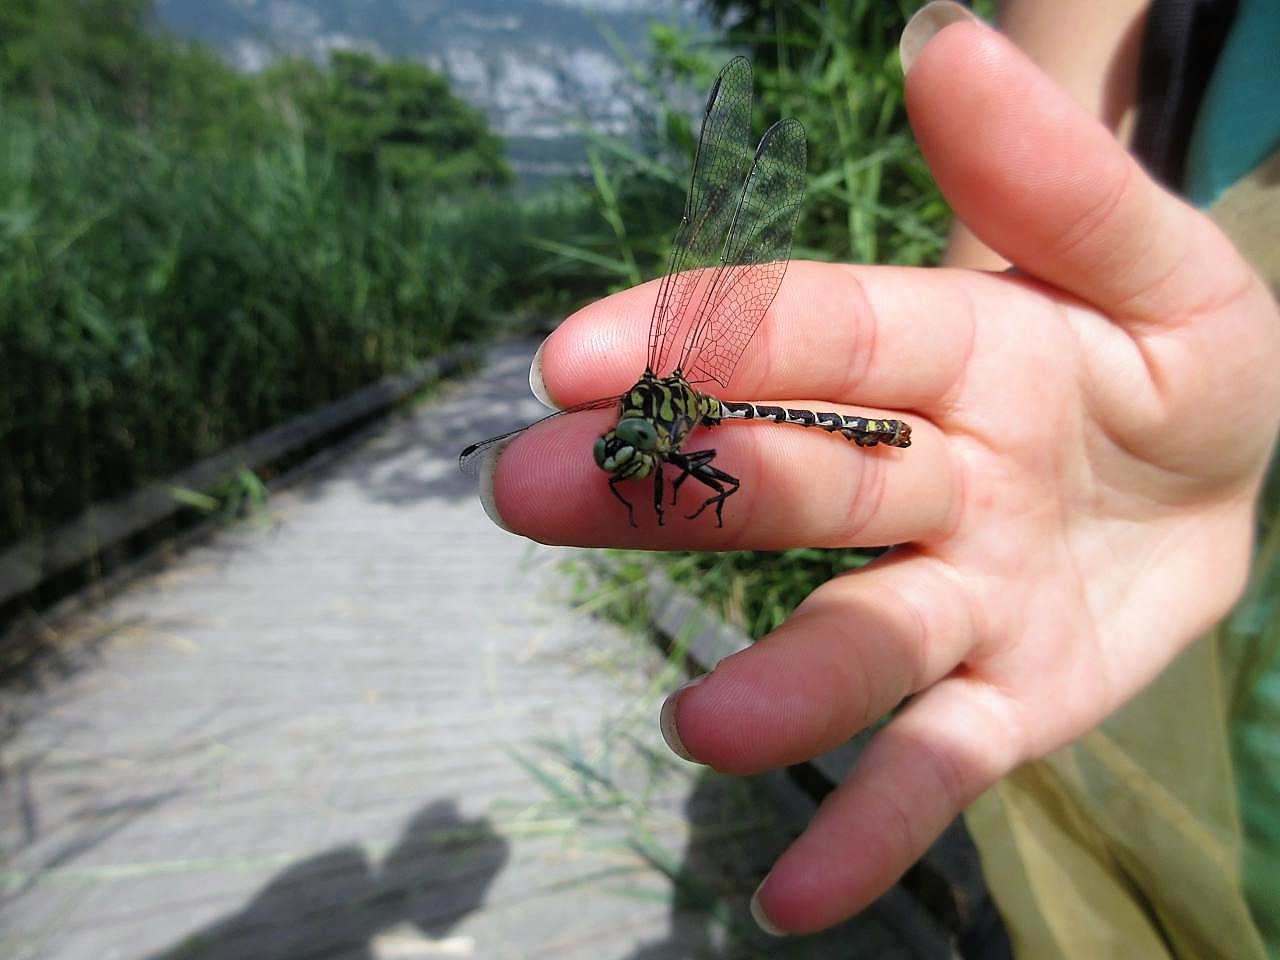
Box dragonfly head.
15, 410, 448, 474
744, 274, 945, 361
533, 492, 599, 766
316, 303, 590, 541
593, 418, 658, 478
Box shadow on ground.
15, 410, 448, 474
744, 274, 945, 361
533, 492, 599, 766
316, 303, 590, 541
146, 798, 509, 960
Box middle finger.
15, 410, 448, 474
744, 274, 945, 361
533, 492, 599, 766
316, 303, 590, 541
486, 404, 957, 549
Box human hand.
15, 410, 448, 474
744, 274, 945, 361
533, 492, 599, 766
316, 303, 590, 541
479, 12, 1280, 935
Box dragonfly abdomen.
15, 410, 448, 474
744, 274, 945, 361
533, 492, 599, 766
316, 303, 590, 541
712, 399, 911, 448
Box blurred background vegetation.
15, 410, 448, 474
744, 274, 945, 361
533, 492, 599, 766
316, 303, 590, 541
1, 0, 951, 630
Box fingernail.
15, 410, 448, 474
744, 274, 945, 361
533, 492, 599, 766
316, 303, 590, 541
528, 337, 558, 410
750, 877, 786, 937
659, 676, 706, 762
900, 1, 981, 75
476, 439, 514, 533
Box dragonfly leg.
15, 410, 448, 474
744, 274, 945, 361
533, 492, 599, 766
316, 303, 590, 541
669, 456, 698, 505
608, 475, 638, 528
668, 449, 740, 527
652, 464, 666, 526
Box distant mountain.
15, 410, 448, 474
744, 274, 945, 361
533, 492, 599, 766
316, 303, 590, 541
153, 0, 710, 183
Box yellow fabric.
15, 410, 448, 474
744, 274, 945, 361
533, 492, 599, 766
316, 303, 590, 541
968, 636, 1265, 959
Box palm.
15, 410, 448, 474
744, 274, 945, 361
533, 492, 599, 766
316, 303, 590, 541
909, 267, 1273, 756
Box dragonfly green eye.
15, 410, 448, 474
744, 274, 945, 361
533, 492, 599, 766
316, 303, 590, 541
615, 418, 657, 450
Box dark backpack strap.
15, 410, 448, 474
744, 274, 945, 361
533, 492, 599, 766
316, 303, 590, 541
1132, 0, 1238, 191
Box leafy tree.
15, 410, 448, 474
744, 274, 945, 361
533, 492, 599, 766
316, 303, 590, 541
0, 0, 156, 114
1, 0, 274, 148
269, 51, 511, 190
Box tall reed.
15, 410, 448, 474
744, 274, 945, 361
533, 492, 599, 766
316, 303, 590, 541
0, 103, 528, 545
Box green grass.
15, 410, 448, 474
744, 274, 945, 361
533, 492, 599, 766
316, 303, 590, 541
0, 0, 569, 548
569, 549, 877, 643
528, 2, 949, 308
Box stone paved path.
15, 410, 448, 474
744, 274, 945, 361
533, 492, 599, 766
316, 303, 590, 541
0, 342, 946, 960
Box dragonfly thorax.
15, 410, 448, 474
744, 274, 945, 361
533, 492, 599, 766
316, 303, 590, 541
593, 372, 704, 481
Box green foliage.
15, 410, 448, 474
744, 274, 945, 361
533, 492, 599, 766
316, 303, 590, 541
0, 0, 271, 145
533, 0, 947, 356
266, 51, 511, 189
593, 549, 877, 642
663, 0, 949, 264
1, 0, 158, 112
522, 132, 687, 300
0, 1, 539, 547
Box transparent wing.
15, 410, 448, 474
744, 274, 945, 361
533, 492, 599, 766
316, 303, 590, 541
678, 117, 806, 388
458, 395, 622, 477
647, 57, 756, 375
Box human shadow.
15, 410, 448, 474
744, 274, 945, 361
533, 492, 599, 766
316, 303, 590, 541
148, 798, 509, 960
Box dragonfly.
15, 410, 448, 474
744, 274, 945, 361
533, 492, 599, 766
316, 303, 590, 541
460, 57, 910, 528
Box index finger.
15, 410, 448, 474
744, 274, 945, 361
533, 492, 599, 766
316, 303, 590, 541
534, 260, 983, 413
906, 21, 1254, 327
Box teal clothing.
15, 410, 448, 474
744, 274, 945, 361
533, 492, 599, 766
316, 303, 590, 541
1184, 0, 1280, 206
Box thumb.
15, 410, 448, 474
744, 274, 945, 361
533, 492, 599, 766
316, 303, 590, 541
901, 10, 1251, 327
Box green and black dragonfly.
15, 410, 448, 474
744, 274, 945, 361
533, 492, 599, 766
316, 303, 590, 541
460, 57, 910, 527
